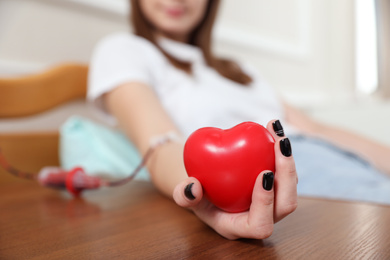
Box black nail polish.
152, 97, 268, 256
262, 172, 274, 191
184, 183, 196, 200
272, 120, 285, 137
280, 138, 292, 157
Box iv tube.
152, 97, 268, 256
0, 131, 181, 195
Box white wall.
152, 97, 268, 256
0, 0, 129, 75
0, 0, 356, 105
215, 0, 356, 106
0, 0, 389, 144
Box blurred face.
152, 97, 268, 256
139, 0, 209, 42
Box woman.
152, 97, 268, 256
87, 0, 390, 239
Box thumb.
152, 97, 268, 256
173, 177, 204, 208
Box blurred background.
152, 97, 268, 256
0, 0, 389, 144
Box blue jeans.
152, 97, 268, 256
290, 135, 390, 205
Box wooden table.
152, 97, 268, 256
1, 181, 389, 259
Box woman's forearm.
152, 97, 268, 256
105, 82, 189, 198
312, 123, 390, 175
147, 141, 188, 198
284, 102, 390, 175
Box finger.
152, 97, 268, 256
245, 171, 275, 238
266, 120, 298, 222
266, 119, 286, 141
173, 178, 229, 238
173, 177, 204, 208
223, 171, 275, 240
269, 119, 286, 138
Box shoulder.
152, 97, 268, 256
89, 32, 167, 87
95, 32, 151, 50
88, 33, 165, 122
92, 32, 163, 62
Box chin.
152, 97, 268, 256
160, 25, 191, 40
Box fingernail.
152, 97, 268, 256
184, 183, 196, 200
280, 138, 292, 157
272, 120, 284, 137
262, 172, 274, 191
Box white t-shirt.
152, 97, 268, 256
88, 33, 292, 137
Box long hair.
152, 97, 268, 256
130, 0, 252, 85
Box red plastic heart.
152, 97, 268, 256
183, 122, 275, 213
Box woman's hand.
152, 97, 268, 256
173, 120, 298, 240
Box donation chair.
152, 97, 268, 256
0, 63, 88, 183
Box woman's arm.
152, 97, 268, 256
105, 82, 298, 239
284, 102, 390, 175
